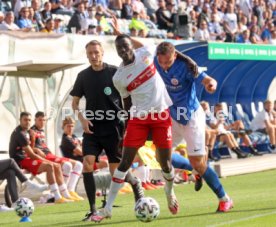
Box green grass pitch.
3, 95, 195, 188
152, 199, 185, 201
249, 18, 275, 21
1, 169, 276, 227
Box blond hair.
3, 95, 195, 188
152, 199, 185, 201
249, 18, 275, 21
62, 116, 75, 129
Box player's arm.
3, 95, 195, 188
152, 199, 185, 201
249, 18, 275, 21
111, 15, 143, 49
73, 147, 83, 156
72, 96, 93, 134
33, 147, 46, 158
23, 145, 46, 161
201, 75, 217, 94
175, 50, 198, 76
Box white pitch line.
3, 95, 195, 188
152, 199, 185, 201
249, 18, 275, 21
206, 210, 276, 227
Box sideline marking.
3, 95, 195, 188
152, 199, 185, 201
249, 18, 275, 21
207, 210, 276, 227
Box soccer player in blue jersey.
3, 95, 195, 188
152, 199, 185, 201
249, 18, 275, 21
154, 42, 233, 212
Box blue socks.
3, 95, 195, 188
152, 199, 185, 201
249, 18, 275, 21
171, 153, 193, 171
202, 166, 226, 199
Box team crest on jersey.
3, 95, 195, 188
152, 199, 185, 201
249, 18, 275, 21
32, 160, 38, 166
104, 87, 112, 95
171, 78, 179, 86
142, 56, 150, 65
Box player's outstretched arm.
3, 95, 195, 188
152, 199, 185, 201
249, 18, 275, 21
202, 75, 217, 94
111, 15, 143, 49
175, 50, 198, 77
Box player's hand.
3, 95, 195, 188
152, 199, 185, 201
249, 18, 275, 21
81, 119, 93, 134
205, 79, 217, 94
110, 15, 121, 35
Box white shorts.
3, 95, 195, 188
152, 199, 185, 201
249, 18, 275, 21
172, 106, 206, 156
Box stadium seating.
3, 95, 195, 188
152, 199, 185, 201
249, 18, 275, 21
175, 42, 275, 157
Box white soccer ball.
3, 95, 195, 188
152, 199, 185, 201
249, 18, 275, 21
15, 197, 34, 217
134, 197, 160, 222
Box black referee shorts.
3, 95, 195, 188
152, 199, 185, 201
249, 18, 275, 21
82, 122, 123, 163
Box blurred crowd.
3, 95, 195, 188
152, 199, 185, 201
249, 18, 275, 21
0, 0, 276, 41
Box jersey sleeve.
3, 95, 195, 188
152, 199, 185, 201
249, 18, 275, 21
61, 136, 76, 153
17, 131, 30, 148
196, 71, 207, 83
113, 75, 130, 99
70, 73, 84, 98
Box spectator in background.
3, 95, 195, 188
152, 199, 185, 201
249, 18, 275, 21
95, 12, 113, 35
194, 20, 210, 41
129, 11, 148, 37
261, 20, 274, 43
143, 0, 158, 18
67, 2, 87, 34
32, 0, 45, 31
252, 0, 264, 27
0, 11, 4, 24
156, 0, 173, 31
53, 15, 66, 33
250, 24, 263, 43
223, 3, 238, 42
236, 29, 252, 43
50, 0, 73, 16
108, 0, 123, 17
269, 29, 276, 44
14, 0, 32, 19
40, 18, 55, 33
0, 11, 20, 31
17, 7, 35, 31
60, 116, 108, 169
41, 1, 53, 23
251, 100, 276, 151
209, 12, 224, 41
132, 0, 146, 14
197, 3, 210, 28
121, 0, 132, 19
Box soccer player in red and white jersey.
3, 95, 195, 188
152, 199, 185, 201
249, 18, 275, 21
96, 16, 178, 222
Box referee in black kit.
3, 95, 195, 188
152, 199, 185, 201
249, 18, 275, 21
70, 40, 144, 222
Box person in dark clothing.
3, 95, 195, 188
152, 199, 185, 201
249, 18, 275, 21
71, 40, 144, 222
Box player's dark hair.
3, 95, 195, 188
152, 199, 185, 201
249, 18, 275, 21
115, 34, 131, 43
156, 42, 175, 55
20, 111, 31, 119
85, 40, 102, 49
35, 111, 45, 118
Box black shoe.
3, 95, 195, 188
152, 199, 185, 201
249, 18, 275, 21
131, 178, 144, 202
194, 175, 203, 191
232, 148, 249, 159
208, 152, 220, 162
82, 211, 94, 221
249, 146, 262, 156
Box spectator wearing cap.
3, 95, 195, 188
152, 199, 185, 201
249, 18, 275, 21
129, 11, 149, 37
40, 18, 55, 33
53, 16, 66, 33
0, 11, 20, 31
41, 2, 53, 23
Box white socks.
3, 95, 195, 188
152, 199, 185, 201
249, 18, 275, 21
105, 169, 127, 212
67, 162, 83, 192
50, 183, 62, 201
59, 183, 71, 199
62, 162, 72, 185
133, 165, 147, 183
162, 168, 175, 196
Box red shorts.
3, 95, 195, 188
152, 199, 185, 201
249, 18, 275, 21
20, 158, 43, 175
123, 109, 172, 149
45, 153, 70, 164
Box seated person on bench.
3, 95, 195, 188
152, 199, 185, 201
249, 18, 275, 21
0, 158, 47, 211
9, 112, 76, 204
60, 116, 108, 170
